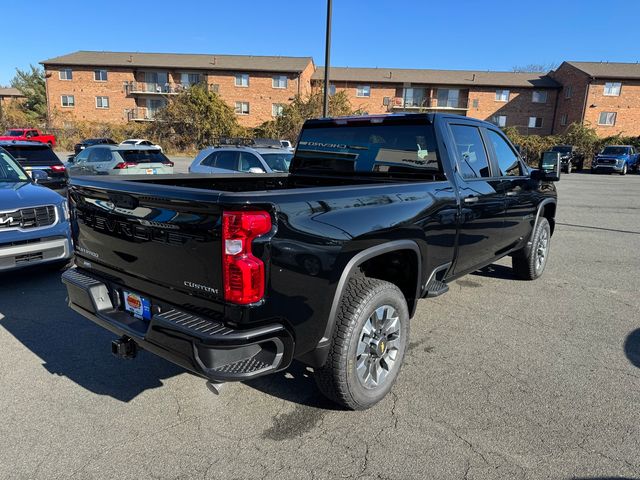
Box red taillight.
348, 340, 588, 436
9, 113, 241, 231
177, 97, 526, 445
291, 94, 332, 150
113, 162, 137, 169
50, 164, 65, 172
222, 211, 271, 304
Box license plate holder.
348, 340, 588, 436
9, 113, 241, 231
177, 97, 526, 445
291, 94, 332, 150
145, 168, 157, 175
122, 290, 152, 321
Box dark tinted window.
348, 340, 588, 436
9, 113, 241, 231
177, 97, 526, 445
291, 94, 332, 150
601, 146, 630, 155
296, 122, 441, 175
239, 152, 264, 172
4, 130, 23, 137
88, 148, 113, 163
449, 125, 491, 179
214, 151, 238, 170
486, 130, 522, 177
120, 149, 169, 164
261, 153, 292, 172
2, 145, 61, 166
551, 146, 572, 153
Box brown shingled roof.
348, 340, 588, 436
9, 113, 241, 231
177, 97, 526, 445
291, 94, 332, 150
41, 51, 314, 73
0, 87, 24, 97
312, 66, 559, 88
565, 61, 640, 79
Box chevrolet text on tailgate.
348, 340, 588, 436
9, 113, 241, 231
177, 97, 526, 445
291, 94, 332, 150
63, 113, 559, 410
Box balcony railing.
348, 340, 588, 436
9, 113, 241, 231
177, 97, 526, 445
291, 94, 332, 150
389, 96, 469, 111
126, 107, 158, 122
124, 82, 220, 96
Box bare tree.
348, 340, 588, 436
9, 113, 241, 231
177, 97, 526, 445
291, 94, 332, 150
512, 63, 559, 73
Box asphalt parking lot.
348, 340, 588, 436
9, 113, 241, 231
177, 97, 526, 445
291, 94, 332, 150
1, 172, 639, 480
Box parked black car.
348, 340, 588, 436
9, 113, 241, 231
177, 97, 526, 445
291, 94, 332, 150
0, 140, 68, 191
62, 113, 559, 409
550, 145, 584, 173
73, 138, 117, 156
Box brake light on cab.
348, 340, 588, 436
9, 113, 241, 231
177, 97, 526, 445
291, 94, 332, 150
222, 211, 272, 304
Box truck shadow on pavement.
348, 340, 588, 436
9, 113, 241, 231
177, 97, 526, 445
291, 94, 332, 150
0, 267, 184, 402
471, 263, 519, 281
624, 328, 640, 369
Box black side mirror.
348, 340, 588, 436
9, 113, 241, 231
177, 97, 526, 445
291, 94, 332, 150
535, 151, 561, 182
30, 169, 48, 183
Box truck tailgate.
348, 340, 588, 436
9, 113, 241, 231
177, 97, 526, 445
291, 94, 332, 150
69, 182, 224, 302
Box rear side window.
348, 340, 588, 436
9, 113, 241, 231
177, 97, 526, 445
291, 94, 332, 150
239, 152, 264, 172
295, 122, 441, 176
2, 145, 61, 165
120, 149, 169, 164
486, 130, 523, 176
213, 151, 238, 170
449, 125, 491, 179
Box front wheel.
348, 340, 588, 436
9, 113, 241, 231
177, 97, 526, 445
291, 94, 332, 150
621, 164, 628, 176
315, 277, 409, 410
512, 217, 551, 280
566, 163, 572, 174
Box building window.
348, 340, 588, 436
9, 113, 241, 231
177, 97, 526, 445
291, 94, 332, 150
492, 115, 507, 127
560, 113, 568, 126
437, 88, 461, 108
328, 84, 336, 96
235, 101, 250, 115
356, 85, 371, 97
528, 117, 543, 128
181, 73, 201, 86
272, 103, 285, 117
96, 96, 109, 109
564, 85, 572, 99
495, 90, 509, 102
598, 112, 617, 125
235, 74, 249, 87
94, 70, 108, 81
272, 75, 288, 89
532, 90, 548, 103
59, 69, 73, 81
603, 82, 621, 96
61, 95, 75, 107
472, 99, 479, 109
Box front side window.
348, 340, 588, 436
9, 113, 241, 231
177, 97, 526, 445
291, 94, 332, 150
235, 74, 249, 87
96, 96, 109, 109
604, 82, 621, 96
272, 75, 288, 89
495, 90, 509, 102
59, 68, 73, 80
598, 112, 617, 126
492, 115, 507, 127
235, 102, 250, 115
88, 148, 113, 163
356, 85, 371, 97
61, 95, 75, 107
272, 103, 285, 117
528, 117, 543, 128
94, 70, 108, 81
449, 124, 491, 179
532, 90, 548, 103
486, 129, 522, 177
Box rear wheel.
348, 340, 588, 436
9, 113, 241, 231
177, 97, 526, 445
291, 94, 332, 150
512, 217, 551, 280
315, 277, 409, 410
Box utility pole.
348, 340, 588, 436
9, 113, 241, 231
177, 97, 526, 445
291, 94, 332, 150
322, 0, 332, 117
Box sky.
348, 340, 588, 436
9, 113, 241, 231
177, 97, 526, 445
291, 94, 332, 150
1, 0, 639, 85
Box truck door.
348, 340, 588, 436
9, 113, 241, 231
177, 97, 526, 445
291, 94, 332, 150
446, 122, 505, 275
484, 128, 537, 251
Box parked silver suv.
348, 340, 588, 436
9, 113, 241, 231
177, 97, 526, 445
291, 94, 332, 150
189, 143, 292, 174
67, 145, 174, 176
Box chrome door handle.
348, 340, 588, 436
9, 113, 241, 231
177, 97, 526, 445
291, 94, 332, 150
463, 195, 479, 204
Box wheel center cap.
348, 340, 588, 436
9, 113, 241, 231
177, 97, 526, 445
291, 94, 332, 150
371, 338, 386, 357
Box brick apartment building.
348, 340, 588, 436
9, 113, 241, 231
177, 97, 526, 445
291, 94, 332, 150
41, 51, 315, 128
551, 61, 640, 136
311, 67, 559, 135
40, 51, 640, 137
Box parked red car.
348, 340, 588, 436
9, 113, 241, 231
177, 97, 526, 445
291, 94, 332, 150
0, 128, 56, 147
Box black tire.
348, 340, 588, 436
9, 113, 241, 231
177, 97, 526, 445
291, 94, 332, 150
620, 164, 628, 176
315, 277, 409, 410
512, 217, 551, 281
566, 163, 572, 174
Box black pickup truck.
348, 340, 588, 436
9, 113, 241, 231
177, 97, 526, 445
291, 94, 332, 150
62, 113, 559, 410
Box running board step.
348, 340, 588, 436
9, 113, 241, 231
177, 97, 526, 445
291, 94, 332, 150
426, 280, 449, 298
